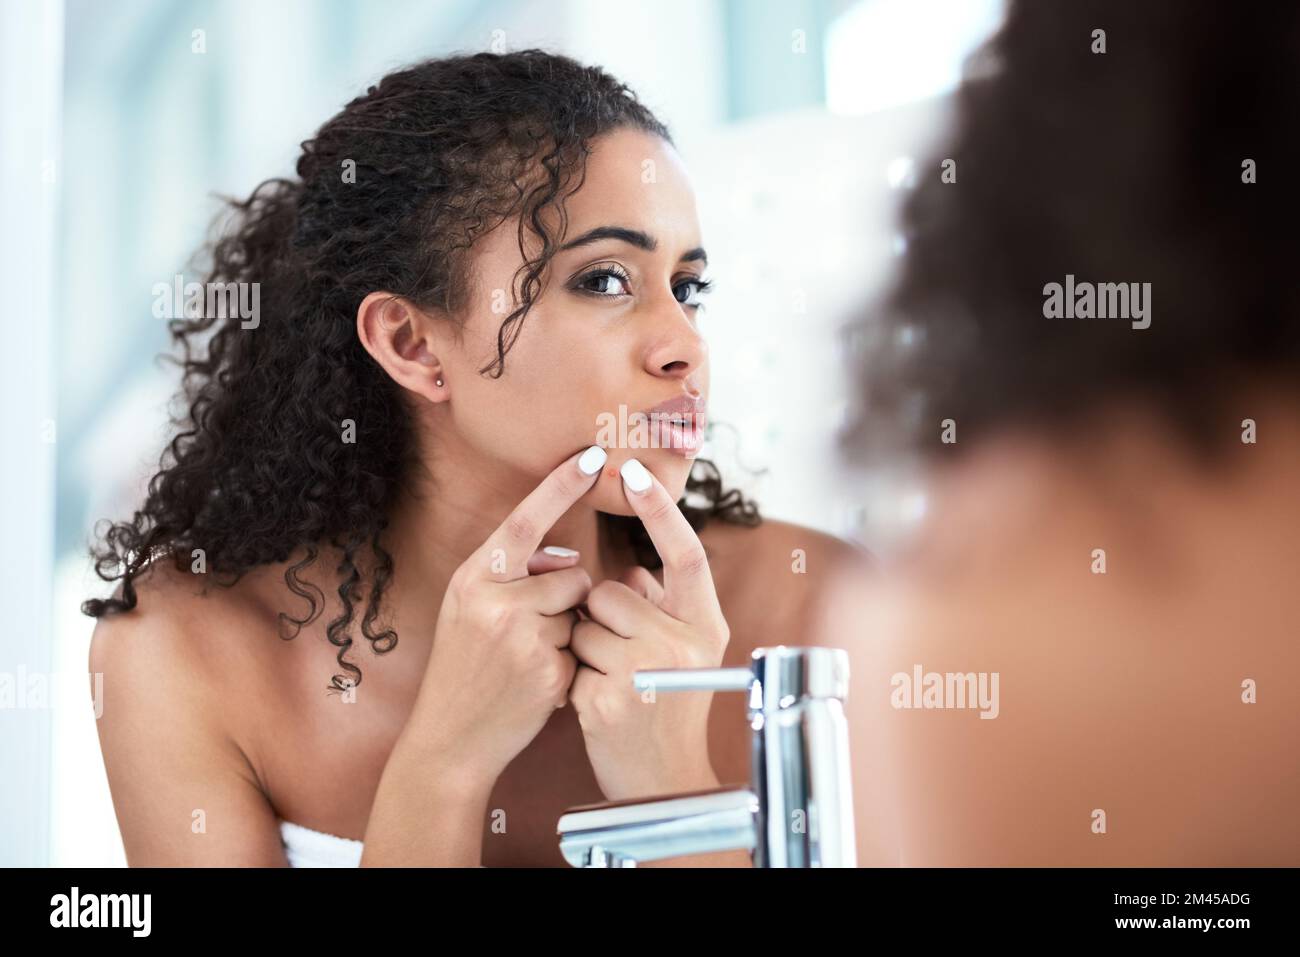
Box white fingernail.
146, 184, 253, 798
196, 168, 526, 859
543, 546, 579, 558
578, 445, 607, 475
620, 457, 651, 493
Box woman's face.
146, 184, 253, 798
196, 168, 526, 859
437, 127, 711, 516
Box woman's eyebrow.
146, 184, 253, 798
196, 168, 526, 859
558, 225, 707, 266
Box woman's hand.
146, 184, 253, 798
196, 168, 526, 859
407, 445, 606, 790
568, 457, 730, 801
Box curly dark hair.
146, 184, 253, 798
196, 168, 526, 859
842, 0, 1300, 466
82, 49, 761, 693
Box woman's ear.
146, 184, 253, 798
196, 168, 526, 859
355, 291, 448, 403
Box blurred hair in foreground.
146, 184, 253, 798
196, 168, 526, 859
842, 0, 1300, 465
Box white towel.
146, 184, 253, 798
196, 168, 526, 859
279, 819, 364, 868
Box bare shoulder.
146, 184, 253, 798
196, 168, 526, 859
700, 516, 874, 653
87, 558, 287, 864
824, 470, 1300, 865
701, 516, 873, 581
88, 556, 279, 700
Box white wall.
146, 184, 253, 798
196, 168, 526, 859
688, 95, 955, 550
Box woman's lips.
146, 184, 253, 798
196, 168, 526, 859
637, 393, 707, 459
648, 413, 706, 457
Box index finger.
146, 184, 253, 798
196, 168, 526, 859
475, 444, 607, 581
616, 457, 723, 624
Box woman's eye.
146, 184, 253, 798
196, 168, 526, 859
673, 277, 713, 308
576, 268, 632, 297
574, 267, 713, 307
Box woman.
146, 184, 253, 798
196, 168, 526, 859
830, 0, 1300, 866
84, 50, 864, 867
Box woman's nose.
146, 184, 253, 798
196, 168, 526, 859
642, 301, 707, 379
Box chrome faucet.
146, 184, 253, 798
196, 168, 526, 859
556, 646, 856, 867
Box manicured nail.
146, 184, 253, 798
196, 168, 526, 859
543, 546, 579, 558
620, 457, 651, 494
578, 445, 607, 475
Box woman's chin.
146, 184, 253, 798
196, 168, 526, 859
584, 448, 694, 515
591, 490, 640, 517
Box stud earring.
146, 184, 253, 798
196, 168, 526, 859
435, 377, 444, 387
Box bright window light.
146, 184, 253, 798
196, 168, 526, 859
826, 0, 1005, 115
